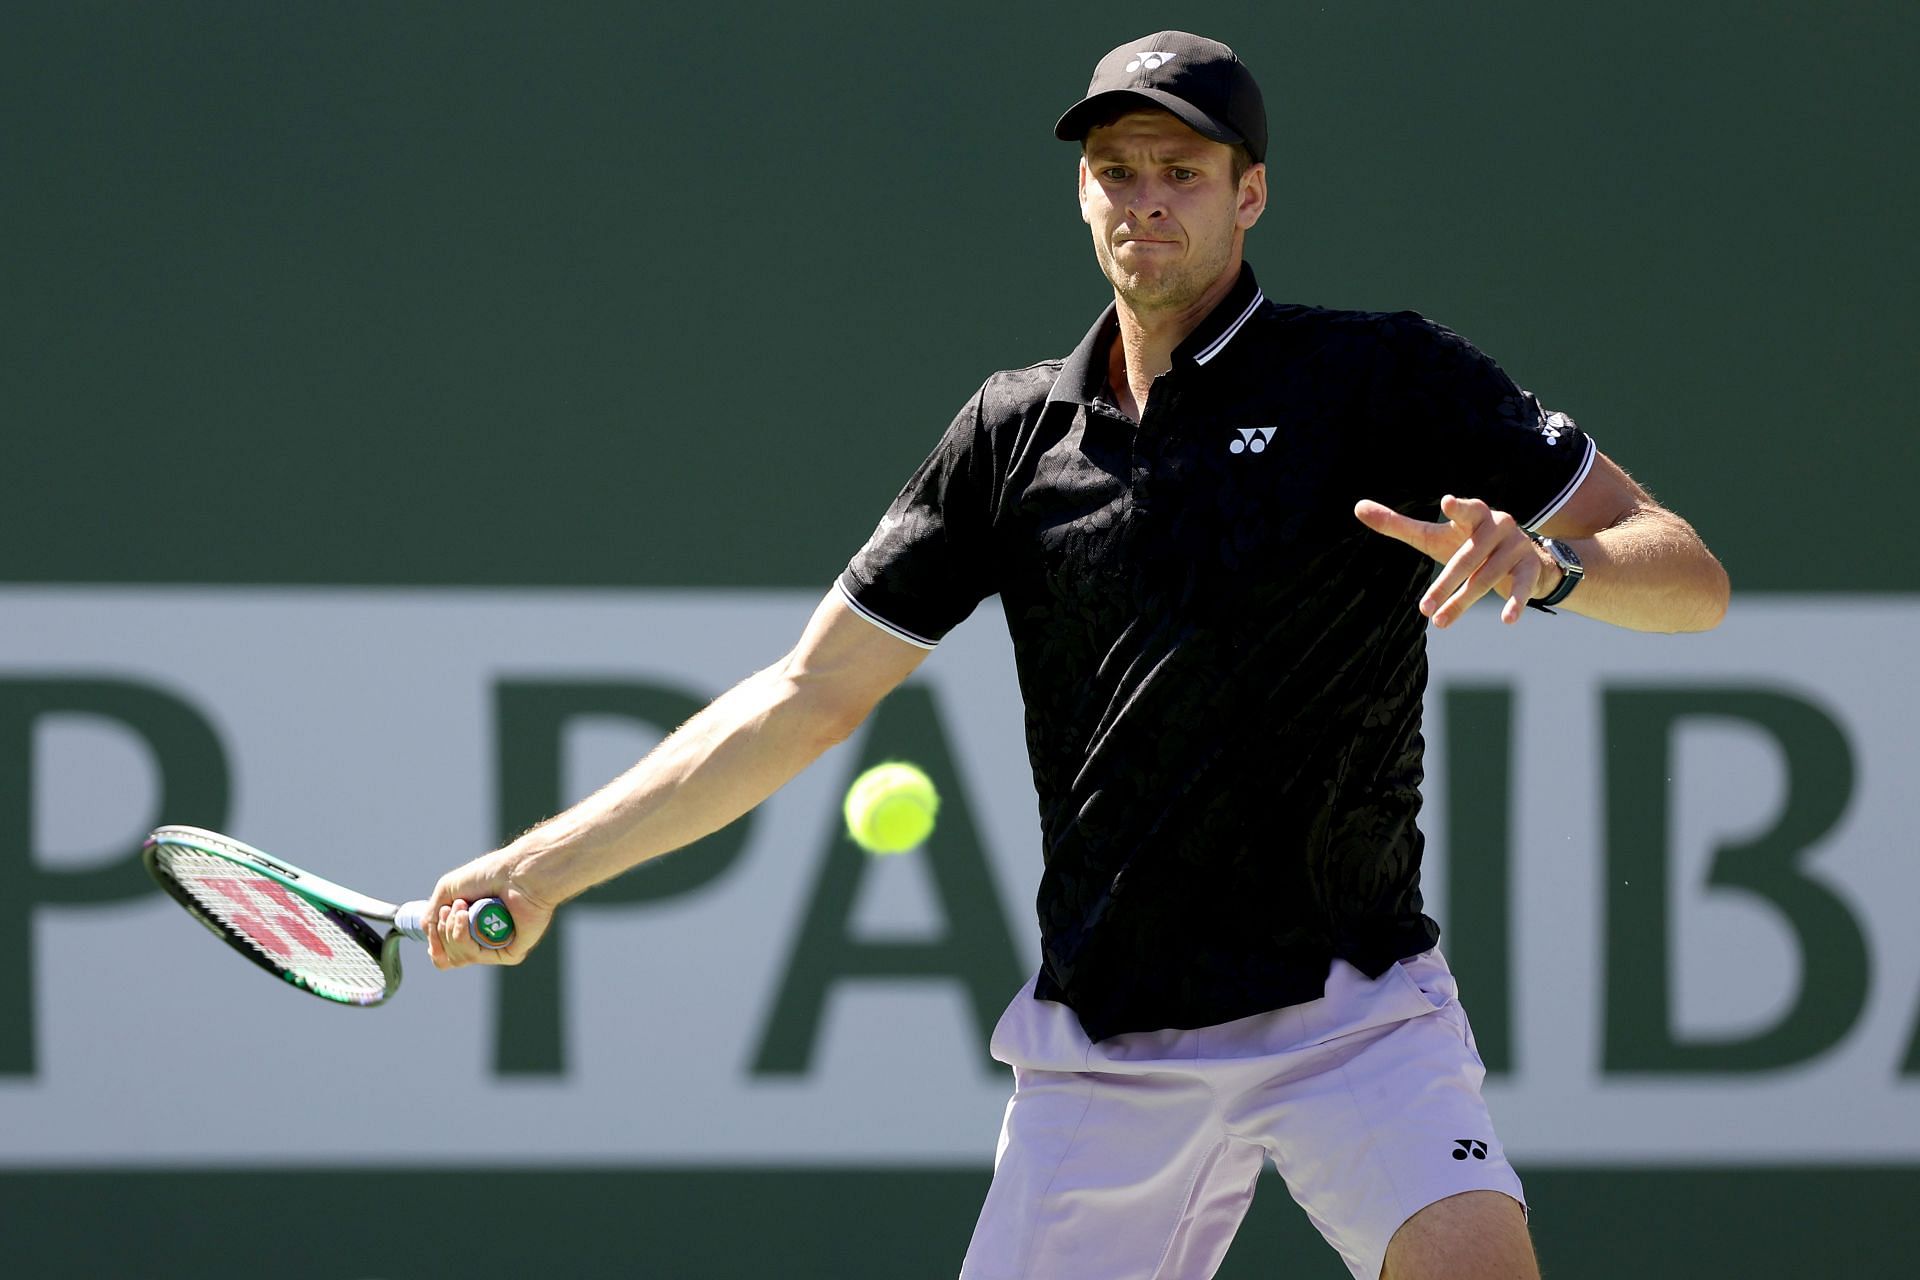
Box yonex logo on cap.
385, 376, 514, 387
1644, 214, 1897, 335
1230, 427, 1277, 455
1125, 51, 1177, 73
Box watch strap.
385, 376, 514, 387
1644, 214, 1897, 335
1527, 536, 1583, 612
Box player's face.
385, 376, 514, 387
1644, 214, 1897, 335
1078, 111, 1266, 314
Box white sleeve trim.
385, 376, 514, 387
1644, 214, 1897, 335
1523, 435, 1597, 531
834, 579, 939, 650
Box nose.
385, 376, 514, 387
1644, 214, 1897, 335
1125, 178, 1168, 224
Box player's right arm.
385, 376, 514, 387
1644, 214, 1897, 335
425, 588, 927, 969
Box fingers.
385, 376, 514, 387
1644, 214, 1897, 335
438, 899, 478, 967
1500, 550, 1545, 625
1417, 496, 1491, 623
1366, 495, 1546, 627
1354, 499, 1451, 561
426, 875, 497, 970
435, 898, 514, 968
1419, 499, 1531, 628
1438, 493, 1489, 528
425, 875, 459, 970
1431, 534, 1533, 627
425, 866, 554, 971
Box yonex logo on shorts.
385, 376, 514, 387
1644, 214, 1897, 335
1126, 51, 1177, 73
1230, 427, 1277, 455
1451, 1139, 1488, 1160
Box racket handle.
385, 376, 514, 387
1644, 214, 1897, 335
392, 897, 516, 950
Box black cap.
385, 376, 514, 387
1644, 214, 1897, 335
1054, 32, 1267, 164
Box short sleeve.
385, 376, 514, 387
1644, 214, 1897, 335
837, 385, 999, 649
1379, 315, 1597, 530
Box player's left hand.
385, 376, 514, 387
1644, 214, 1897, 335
1354, 495, 1555, 627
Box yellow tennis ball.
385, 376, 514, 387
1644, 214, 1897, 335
843, 762, 939, 855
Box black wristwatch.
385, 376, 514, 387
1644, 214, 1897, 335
1527, 536, 1584, 613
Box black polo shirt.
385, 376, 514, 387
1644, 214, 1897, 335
838, 264, 1595, 1042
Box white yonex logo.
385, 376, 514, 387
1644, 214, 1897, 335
1230, 427, 1277, 455
1539, 411, 1570, 446
1126, 51, 1177, 73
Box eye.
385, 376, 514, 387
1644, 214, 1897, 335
1169, 168, 1199, 182
1099, 166, 1131, 182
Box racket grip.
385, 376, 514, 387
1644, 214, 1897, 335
392, 897, 516, 950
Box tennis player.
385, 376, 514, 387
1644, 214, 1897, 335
427, 31, 1728, 1280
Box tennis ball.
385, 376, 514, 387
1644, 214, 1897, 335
843, 762, 939, 855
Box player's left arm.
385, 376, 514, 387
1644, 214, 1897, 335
1354, 449, 1730, 632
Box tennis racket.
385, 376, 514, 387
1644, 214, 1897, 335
142, 824, 515, 1006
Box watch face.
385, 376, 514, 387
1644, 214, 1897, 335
1549, 539, 1582, 573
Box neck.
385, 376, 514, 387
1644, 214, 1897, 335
1105, 259, 1243, 422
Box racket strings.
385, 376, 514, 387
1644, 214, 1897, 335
156, 846, 392, 1003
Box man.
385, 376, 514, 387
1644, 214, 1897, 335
426, 31, 1728, 1280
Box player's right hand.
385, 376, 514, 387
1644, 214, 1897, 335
424, 851, 558, 970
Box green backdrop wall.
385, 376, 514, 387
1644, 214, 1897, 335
8, 2, 1913, 591
5, 3, 1915, 1277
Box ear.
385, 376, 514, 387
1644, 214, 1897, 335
1077, 155, 1095, 224
1236, 163, 1268, 233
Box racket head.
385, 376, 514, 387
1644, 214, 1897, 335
143, 826, 403, 1006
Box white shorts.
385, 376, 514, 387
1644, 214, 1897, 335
960, 949, 1524, 1280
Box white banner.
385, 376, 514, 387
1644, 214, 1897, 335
0, 588, 1914, 1166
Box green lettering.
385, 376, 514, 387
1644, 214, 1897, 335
1444, 684, 1514, 1075
1902, 989, 1920, 1074
0, 679, 229, 1075
752, 684, 1022, 1076
1604, 687, 1865, 1073
491, 681, 756, 1075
